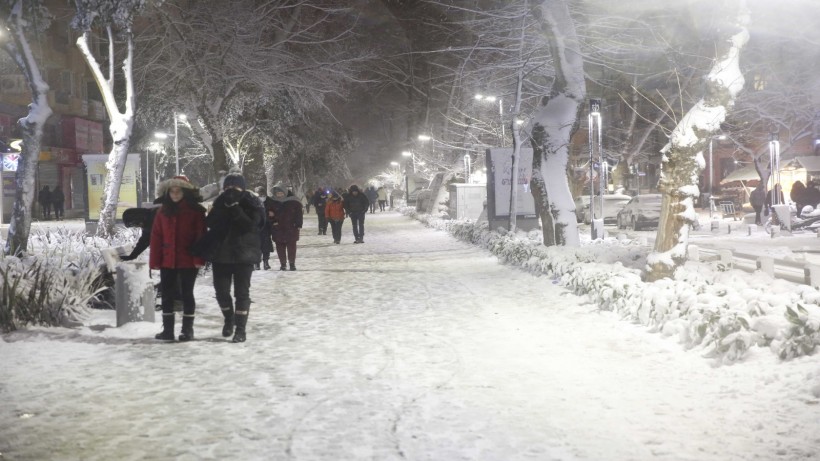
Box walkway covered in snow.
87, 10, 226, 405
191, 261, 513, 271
1, 211, 818, 460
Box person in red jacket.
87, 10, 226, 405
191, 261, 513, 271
149, 175, 207, 341
324, 191, 346, 244
266, 185, 304, 270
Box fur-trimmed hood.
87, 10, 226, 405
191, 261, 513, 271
156, 175, 198, 199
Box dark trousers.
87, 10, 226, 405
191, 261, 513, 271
317, 212, 328, 232
53, 203, 64, 219
369, 201, 376, 213
275, 241, 297, 266
40, 202, 51, 219
753, 205, 763, 225
160, 268, 199, 316
349, 211, 365, 241
212, 263, 253, 311
378, 200, 386, 211
329, 219, 343, 241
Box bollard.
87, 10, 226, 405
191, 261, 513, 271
770, 224, 780, 238
756, 257, 774, 277
804, 265, 820, 288
116, 261, 155, 327
747, 226, 752, 236
719, 250, 733, 269
711, 220, 719, 232
728, 224, 732, 234
688, 245, 700, 262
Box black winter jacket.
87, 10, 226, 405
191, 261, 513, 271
203, 190, 264, 265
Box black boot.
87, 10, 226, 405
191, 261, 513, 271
221, 306, 234, 338
263, 260, 271, 270
155, 313, 175, 341
280, 265, 287, 271
289, 263, 296, 271
179, 314, 195, 341
254, 263, 260, 271
232, 309, 248, 343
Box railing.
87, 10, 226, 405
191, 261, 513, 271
688, 244, 820, 287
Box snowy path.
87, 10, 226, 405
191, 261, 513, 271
1, 212, 818, 461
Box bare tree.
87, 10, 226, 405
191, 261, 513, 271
70, 0, 147, 237
0, 0, 53, 255
645, 0, 750, 281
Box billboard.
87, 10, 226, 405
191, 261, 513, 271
82, 154, 140, 220
486, 147, 536, 218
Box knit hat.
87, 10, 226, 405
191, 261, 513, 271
156, 175, 197, 198
349, 184, 360, 193
222, 173, 246, 191
272, 183, 287, 195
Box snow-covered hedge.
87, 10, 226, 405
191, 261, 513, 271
405, 210, 820, 363
0, 228, 132, 332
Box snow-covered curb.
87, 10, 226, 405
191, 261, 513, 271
404, 209, 820, 363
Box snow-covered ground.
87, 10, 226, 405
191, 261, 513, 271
1, 211, 819, 460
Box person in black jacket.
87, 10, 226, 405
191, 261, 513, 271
51, 185, 65, 220
343, 184, 370, 243
202, 173, 263, 343
121, 207, 159, 260
311, 187, 328, 235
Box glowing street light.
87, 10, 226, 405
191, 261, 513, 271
475, 93, 504, 146
708, 134, 727, 218
417, 134, 431, 141
588, 99, 603, 239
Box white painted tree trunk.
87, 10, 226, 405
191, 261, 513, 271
645, 2, 750, 281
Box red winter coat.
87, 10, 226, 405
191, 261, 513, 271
325, 199, 345, 221
267, 197, 303, 243
149, 200, 207, 270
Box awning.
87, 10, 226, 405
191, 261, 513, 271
720, 164, 759, 184
792, 156, 820, 172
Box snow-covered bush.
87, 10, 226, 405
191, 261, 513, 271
405, 211, 820, 363
0, 228, 132, 332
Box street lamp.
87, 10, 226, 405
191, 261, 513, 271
588, 99, 603, 239
475, 93, 505, 146
769, 132, 781, 205
707, 134, 726, 218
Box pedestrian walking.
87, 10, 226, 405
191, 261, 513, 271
325, 190, 346, 244
199, 173, 264, 343
377, 186, 387, 211
148, 175, 207, 342
343, 184, 370, 243
266, 184, 303, 270
38, 185, 51, 220
749, 186, 765, 226
311, 187, 329, 235
365, 185, 378, 213
51, 185, 65, 220
253, 187, 273, 270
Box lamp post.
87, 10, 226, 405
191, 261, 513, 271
174, 113, 186, 175
402, 151, 413, 204
475, 94, 504, 146
707, 134, 727, 218
463, 154, 472, 183
769, 132, 781, 205
588, 99, 603, 239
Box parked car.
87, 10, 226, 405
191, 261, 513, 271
616, 194, 663, 230
573, 196, 591, 223
582, 194, 631, 225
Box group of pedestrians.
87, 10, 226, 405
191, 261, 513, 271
38, 185, 66, 220
308, 184, 372, 244
132, 173, 389, 344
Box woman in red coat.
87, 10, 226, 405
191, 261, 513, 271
149, 175, 207, 341
266, 185, 303, 270
324, 191, 346, 244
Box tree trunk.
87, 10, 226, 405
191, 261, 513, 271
528, 0, 584, 247
645, 2, 750, 281
6, 116, 48, 256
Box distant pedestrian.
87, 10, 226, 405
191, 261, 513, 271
254, 186, 273, 270
343, 184, 370, 243
267, 184, 303, 271
325, 191, 346, 244
38, 185, 51, 219
377, 186, 387, 211
51, 185, 65, 220
201, 172, 264, 343
149, 175, 207, 342
311, 187, 329, 235
749, 186, 765, 225
365, 185, 378, 213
